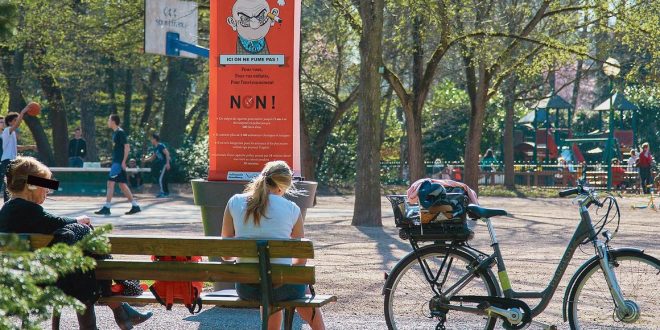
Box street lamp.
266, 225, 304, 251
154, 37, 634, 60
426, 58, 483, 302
603, 57, 620, 190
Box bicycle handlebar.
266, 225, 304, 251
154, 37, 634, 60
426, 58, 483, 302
558, 187, 580, 197
558, 180, 605, 208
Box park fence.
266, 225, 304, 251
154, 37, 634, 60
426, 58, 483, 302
380, 160, 642, 190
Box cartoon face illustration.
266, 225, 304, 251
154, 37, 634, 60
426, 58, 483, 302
227, 0, 278, 42
227, 0, 282, 54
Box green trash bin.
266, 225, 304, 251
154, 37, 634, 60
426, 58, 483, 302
191, 179, 317, 290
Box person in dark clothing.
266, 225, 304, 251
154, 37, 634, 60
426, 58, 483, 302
0, 156, 152, 330
94, 114, 141, 215
68, 127, 87, 167
142, 133, 171, 198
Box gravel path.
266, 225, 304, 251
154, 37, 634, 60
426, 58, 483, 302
12, 193, 660, 329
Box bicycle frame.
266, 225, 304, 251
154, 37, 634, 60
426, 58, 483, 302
415, 192, 630, 319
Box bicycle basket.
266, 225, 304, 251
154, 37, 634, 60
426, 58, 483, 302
385, 194, 473, 242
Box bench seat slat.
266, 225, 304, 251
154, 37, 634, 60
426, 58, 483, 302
0, 234, 315, 259
96, 260, 315, 284
98, 293, 337, 308
107, 236, 314, 258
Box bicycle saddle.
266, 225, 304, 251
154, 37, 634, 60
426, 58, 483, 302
467, 204, 507, 218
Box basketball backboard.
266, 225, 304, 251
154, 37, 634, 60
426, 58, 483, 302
144, 0, 199, 58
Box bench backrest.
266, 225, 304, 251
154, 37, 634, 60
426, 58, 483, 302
0, 234, 316, 285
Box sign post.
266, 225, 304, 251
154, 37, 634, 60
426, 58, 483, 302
209, 0, 301, 180
193, 0, 315, 244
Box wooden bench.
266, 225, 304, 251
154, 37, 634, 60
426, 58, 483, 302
1, 234, 336, 330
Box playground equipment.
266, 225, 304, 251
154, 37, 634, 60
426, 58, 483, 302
516, 92, 573, 163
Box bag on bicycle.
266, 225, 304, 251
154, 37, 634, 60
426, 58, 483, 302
148, 255, 203, 314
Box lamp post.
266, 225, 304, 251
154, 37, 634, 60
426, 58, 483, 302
603, 57, 620, 190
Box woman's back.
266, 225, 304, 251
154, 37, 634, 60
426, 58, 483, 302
227, 193, 300, 264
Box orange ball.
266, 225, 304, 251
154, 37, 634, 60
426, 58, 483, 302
26, 102, 41, 116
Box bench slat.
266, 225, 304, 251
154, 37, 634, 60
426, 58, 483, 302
96, 260, 315, 284
107, 236, 314, 258
98, 293, 337, 308
0, 234, 315, 259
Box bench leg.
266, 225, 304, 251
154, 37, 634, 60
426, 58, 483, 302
283, 307, 295, 330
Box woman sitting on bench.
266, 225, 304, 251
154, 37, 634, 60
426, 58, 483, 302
0, 156, 152, 330
221, 160, 326, 330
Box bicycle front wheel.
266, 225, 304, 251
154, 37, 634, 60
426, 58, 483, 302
384, 244, 498, 330
568, 250, 660, 329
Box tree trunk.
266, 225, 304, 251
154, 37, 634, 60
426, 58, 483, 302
407, 15, 426, 182
503, 77, 518, 189
404, 104, 424, 182
352, 0, 384, 227
570, 59, 583, 109
140, 68, 159, 128
397, 107, 407, 182
80, 98, 98, 161
463, 59, 490, 192
123, 68, 133, 136
161, 57, 198, 150
0, 48, 54, 164
106, 60, 117, 114
184, 88, 209, 128
38, 72, 69, 167
300, 107, 315, 180
189, 109, 207, 143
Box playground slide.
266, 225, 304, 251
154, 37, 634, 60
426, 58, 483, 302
572, 143, 585, 163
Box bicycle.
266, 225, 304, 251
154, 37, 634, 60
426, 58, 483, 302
383, 180, 660, 329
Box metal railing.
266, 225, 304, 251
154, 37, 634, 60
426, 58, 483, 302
380, 160, 645, 190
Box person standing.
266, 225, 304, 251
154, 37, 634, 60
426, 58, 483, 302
68, 127, 87, 167
142, 133, 171, 198
480, 149, 497, 186
0, 107, 37, 202
637, 142, 654, 194
626, 149, 639, 173
94, 114, 141, 215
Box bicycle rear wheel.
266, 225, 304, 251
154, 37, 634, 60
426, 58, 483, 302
568, 250, 660, 329
384, 244, 498, 329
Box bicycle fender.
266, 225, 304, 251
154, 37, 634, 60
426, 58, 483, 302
561, 247, 645, 322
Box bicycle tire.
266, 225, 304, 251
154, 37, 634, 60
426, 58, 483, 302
384, 244, 499, 329
567, 250, 660, 329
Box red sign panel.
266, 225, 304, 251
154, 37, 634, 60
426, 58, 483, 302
209, 0, 301, 181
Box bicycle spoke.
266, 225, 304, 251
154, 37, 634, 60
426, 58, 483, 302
385, 246, 497, 330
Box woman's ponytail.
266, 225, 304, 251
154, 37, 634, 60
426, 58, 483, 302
243, 160, 296, 226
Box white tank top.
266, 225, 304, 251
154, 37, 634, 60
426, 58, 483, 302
227, 193, 301, 264
2, 127, 18, 161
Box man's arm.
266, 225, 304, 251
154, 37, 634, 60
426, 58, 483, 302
142, 153, 155, 164
10, 107, 29, 134
80, 140, 87, 158
122, 143, 130, 169
163, 147, 171, 170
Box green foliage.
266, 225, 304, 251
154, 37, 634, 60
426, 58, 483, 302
171, 135, 209, 181
0, 1, 17, 41
422, 80, 471, 161
626, 85, 660, 158
0, 224, 111, 329
315, 106, 359, 186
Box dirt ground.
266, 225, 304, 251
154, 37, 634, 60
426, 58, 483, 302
19, 193, 660, 329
